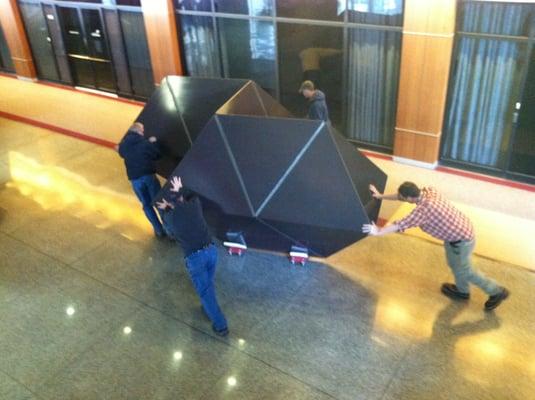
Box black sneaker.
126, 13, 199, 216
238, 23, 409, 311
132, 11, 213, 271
213, 326, 229, 337
441, 283, 470, 300
484, 287, 509, 311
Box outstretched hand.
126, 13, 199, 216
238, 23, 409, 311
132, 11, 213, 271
156, 198, 172, 210
170, 176, 183, 193
369, 184, 381, 199
362, 222, 379, 236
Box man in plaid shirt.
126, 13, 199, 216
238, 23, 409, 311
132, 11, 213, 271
362, 181, 509, 311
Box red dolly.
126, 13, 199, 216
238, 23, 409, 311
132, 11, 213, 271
289, 246, 309, 266
223, 232, 247, 256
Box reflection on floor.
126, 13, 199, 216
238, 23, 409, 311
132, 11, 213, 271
2, 119, 535, 399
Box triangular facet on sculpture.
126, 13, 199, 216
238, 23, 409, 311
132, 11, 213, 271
216, 114, 316, 213
217, 81, 293, 118
328, 127, 387, 222
169, 116, 253, 218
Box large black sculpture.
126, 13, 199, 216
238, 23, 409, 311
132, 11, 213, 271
144, 76, 387, 257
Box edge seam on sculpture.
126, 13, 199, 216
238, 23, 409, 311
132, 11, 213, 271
255, 121, 325, 217
214, 115, 255, 215
165, 77, 193, 145
251, 82, 268, 117
325, 126, 369, 222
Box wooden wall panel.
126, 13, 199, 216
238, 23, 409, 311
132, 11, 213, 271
393, 0, 456, 166
403, 0, 456, 35
0, 0, 36, 78
394, 129, 442, 164
140, 0, 183, 85
396, 35, 454, 135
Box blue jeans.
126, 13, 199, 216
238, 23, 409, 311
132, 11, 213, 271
185, 244, 227, 331
444, 239, 500, 295
130, 174, 167, 236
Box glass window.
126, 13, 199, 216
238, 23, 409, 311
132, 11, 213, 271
60, 7, 88, 56
276, 0, 343, 22
176, 0, 212, 12
19, 1, 60, 81
217, 17, 276, 95
277, 23, 343, 127
0, 24, 14, 71
508, 48, 535, 178
214, 0, 273, 16
459, 1, 534, 37
442, 2, 531, 169
119, 10, 154, 97
179, 15, 221, 77
116, 0, 141, 5
345, 28, 401, 148
345, 0, 404, 26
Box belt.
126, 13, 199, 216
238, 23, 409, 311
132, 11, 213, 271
448, 239, 473, 248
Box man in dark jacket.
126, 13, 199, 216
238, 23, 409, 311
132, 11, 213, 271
156, 176, 229, 336
299, 80, 330, 123
118, 122, 168, 237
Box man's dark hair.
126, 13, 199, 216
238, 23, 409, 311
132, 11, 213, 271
398, 181, 420, 199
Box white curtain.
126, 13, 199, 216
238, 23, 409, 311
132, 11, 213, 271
442, 2, 531, 167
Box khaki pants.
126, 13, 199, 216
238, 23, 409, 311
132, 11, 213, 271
444, 239, 500, 295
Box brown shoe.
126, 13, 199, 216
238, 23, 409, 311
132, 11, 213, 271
441, 283, 470, 300
484, 287, 509, 311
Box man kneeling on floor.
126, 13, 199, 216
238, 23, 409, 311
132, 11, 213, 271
362, 182, 509, 311
156, 176, 229, 336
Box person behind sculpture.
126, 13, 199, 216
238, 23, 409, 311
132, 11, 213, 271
156, 176, 229, 336
362, 182, 509, 311
299, 80, 330, 123
117, 122, 169, 238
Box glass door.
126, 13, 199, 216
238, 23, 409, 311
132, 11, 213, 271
59, 6, 115, 92
507, 38, 535, 182
441, 1, 535, 184
18, 1, 60, 81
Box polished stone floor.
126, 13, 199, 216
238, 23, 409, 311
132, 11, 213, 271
1, 120, 535, 400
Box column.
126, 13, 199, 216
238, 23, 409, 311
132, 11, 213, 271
393, 0, 457, 168
140, 0, 184, 85
0, 0, 36, 79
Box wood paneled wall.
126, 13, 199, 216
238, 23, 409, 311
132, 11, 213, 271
393, 0, 457, 166
0, 0, 36, 78
140, 0, 183, 85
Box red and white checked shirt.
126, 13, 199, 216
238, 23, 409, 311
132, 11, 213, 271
394, 187, 474, 242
